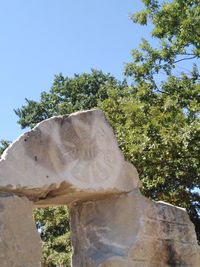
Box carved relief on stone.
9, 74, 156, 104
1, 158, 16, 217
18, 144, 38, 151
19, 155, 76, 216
0, 110, 132, 198
0, 110, 199, 267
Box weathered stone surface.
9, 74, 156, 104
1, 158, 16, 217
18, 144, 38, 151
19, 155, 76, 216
0, 109, 199, 267
0, 194, 42, 267
70, 190, 200, 267
0, 110, 139, 206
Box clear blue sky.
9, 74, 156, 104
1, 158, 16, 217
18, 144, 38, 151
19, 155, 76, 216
0, 0, 153, 141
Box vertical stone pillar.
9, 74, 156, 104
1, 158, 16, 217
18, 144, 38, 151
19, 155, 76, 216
0, 194, 42, 267
70, 191, 200, 267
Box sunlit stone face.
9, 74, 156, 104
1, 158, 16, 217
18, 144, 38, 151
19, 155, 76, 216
0, 110, 199, 267
0, 110, 135, 202
59, 112, 123, 187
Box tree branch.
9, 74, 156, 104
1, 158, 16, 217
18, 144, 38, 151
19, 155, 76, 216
174, 55, 197, 64
177, 53, 196, 56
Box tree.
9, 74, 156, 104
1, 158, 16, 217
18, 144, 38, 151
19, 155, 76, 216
123, 0, 200, 242
15, 70, 124, 267
0, 140, 11, 156
126, 0, 200, 80
15, 69, 120, 129
34, 207, 71, 267
12, 2, 200, 265
99, 78, 200, 242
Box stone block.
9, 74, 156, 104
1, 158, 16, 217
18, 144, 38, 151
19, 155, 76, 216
0, 110, 139, 206
70, 190, 200, 267
0, 194, 41, 267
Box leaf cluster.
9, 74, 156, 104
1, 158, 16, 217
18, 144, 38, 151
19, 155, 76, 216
14, 70, 121, 129
0, 140, 11, 156
34, 207, 71, 267
127, 0, 200, 81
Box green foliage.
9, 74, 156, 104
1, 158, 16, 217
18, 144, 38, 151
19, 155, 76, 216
34, 207, 71, 267
98, 78, 200, 209
127, 0, 200, 79
124, 0, 200, 243
98, 76, 200, 242
14, 69, 119, 129
0, 140, 11, 156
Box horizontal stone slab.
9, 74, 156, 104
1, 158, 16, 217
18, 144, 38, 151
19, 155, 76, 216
0, 110, 139, 205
